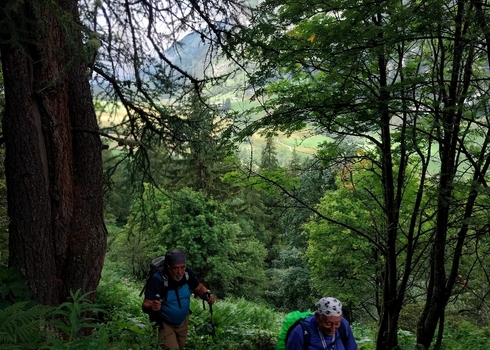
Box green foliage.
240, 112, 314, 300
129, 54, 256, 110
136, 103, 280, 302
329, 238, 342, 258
0, 279, 154, 349
42, 287, 157, 349
106, 184, 165, 280
234, 0, 490, 346
104, 219, 154, 280
6, 262, 489, 349
48, 290, 106, 343
0, 146, 7, 266
187, 297, 281, 350
103, 150, 136, 226
304, 184, 379, 312
160, 91, 237, 199
303, 157, 434, 319
0, 301, 51, 349
96, 260, 149, 321
265, 248, 313, 311
7, 283, 489, 350
279, 156, 337, 249
439, 320, 490, 349
117, 186, 266, 298
399, 303, 425, 333
96, 266, 160, 349
261, 156, 336, 311
0, 266, 32, 308
260, 136, 280, 170
124, 186, 268, 298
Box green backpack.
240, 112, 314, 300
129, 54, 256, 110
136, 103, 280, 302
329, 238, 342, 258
276, 311, 348, 350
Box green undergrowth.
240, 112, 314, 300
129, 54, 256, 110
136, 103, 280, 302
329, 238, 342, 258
1, 264, 490, 349
96, 261, 282, 349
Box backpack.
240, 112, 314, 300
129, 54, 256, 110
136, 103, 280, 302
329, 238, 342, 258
139, 255, 189, 299
276, 310, 348, 350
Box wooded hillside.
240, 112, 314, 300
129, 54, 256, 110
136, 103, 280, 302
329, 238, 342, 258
2, 0, 490, 349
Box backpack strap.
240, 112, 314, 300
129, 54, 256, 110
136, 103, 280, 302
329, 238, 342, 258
338, 319, 348, 348
299, 318, 348, 350
158, 270, 170, 300
299, 320, 310, 350
285, 318, 326, 350
158, 269, 190, 306
285, 318, 310, 350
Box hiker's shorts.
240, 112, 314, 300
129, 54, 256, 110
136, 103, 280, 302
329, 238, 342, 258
158, 315, 189, 350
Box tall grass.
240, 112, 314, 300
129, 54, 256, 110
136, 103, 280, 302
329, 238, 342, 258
187, 297, 281, 350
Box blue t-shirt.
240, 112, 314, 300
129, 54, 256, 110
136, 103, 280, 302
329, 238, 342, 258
144, 266, 200, 326
286, 315, 358, 350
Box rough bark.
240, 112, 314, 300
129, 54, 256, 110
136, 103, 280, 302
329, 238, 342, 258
0, 0, 107, 305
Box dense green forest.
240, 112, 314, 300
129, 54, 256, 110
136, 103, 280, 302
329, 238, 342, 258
2, 0, 490, 349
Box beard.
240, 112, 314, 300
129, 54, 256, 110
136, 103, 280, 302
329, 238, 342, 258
171, 274, 183, 282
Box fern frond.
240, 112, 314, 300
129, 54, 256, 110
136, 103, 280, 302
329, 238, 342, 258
0, 301, 51, 347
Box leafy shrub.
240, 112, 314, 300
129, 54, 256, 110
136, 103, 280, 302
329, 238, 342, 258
95, 262, 160, 348
125, 187, 268, 298
187, 297, 280, 350
399, 303, 425, 333
0, 301, 51, 349
49, 290, 106, 342
0, 266, 32, 308
95, 260, 146, 321
41, 288, 158, 349
437, 319, 490, 350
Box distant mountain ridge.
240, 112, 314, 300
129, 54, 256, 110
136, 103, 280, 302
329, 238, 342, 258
164, 31, 211, 78
164, 19, 236, 79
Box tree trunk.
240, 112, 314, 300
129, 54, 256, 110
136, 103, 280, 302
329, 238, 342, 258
416, 1, 478, 347
374, 11, 404, 349
0, 0, 107, 305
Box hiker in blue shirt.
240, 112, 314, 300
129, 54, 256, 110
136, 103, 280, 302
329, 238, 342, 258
286, 297, 359, 350
142, 249, 215, 350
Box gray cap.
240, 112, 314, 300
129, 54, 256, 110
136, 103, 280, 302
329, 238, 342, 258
315, 297, 342, 316
165, 249, 186, 266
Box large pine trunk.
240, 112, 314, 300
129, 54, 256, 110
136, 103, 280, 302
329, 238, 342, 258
0, 0, 107, 305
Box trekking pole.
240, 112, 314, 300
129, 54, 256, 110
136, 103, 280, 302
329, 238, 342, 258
203, 290, 216, 341
154, 294, 161, 338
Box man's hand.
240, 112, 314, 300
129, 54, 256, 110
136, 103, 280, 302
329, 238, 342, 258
151, 299, 162, 311
142, 298, 162, 314
204, 290, 215, 305
194, 283, 216, 304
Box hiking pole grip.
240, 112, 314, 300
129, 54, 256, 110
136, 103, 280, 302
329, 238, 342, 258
202, 290, 212, 311
154, 294, 162, 337
205, 290, 213, 314
155, 294, 162, 314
